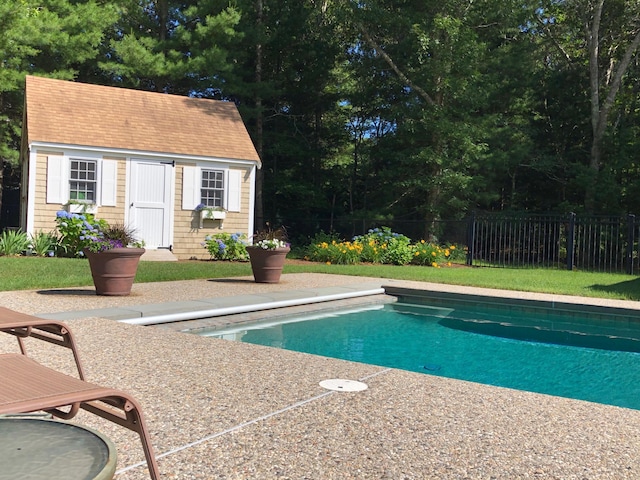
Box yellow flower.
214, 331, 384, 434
432, 262, 438, 267
450, 245, 456, 250
414, 251, 419, 256
326, 261, 331, 265
421, 239, 425, 244
445, 249, 450, 256
431, 251, 436, 256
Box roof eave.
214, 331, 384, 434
28, 141, 261, 166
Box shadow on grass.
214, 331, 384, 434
590, 277, 640, 301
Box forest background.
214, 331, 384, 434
1, 0, 640, 244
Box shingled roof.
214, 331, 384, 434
24, 75, 260, 164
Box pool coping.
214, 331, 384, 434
36, 279, 640, 327
384, 286, 640, 322
35, 281, 388, 322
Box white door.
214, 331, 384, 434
129, 159, 173, 249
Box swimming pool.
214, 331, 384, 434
199, 293, 640, 410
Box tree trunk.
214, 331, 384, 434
253, 0, 264, 230
157, 0, 169, 41
0, 160, 4, 228
585, 0, 604, 211
585, 0, 640, 211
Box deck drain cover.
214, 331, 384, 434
319, 379, 368, 392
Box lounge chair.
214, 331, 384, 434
0, 307, 160, 479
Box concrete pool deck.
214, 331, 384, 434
2, 273, 640, 479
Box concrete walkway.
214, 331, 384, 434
2, 274, 640, 479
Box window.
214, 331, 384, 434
69, 159, 97, 202
201, 169, 225, 208
182, 165, 241, 212
47, 155, 116, 206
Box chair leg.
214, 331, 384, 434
124, 405, 161, 480
82, 396, 160, 480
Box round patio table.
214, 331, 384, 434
0, 417, 117, 480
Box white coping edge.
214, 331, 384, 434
118, 288, 386, 326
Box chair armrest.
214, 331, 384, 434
0, 307, 85, 380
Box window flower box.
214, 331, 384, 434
65, 202, 97, 215
196, 205, 226, 229
201, 209, 226, 221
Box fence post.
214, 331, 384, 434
627, 214, 636, 275
566, 212, 575, 271
466, 212, 476, 266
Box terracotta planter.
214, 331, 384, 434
84, 248, 145, 296
246, 246, 290, 283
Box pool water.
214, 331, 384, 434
201, 302, 640, 410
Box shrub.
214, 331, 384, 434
353, 227, 413, 265
0, 229, 30, 256
203, 232, 248, 261
306, 226, 465, 268
55, 211, 108, 257
305, 232, 340, 263
411, 242, 458, 267
29, 231, 58, 257
357, 237, 384, 263
311, 239, 363, 264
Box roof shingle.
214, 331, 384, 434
25, 76, 260, 164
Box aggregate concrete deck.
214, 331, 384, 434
2, 273, 640, 479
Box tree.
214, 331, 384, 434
328, 0, 534, 236
0, 0, 118, 227
537, 0, 640, 211
227, 0, 344, 233
97, 0, 242, 93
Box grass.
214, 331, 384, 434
1, 256, 639, 301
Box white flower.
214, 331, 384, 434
254, 239, 289, 250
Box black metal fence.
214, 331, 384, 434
284, 211, 640, 273
467, 212, 640, 274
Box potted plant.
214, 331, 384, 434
55, 211, 145, 296
246, 225, 290, 283
82, 223, 145, 296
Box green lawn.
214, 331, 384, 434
1, 256, 639, 301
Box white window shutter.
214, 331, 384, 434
46, 155, 66, 204
101, 160, 118, 206
182, 166, 200, 210
227, 169, 242, 212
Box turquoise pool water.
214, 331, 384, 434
201, 301, 640, 410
